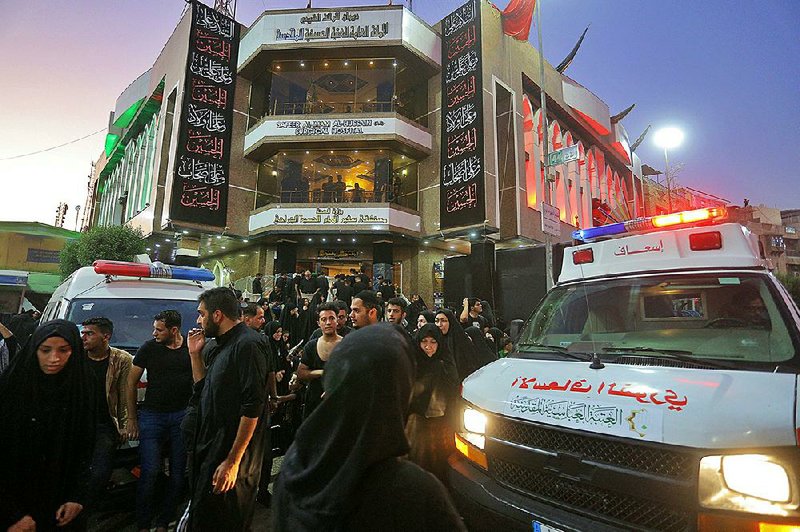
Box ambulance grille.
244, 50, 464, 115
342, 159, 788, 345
490, 457, 691, 532
491, 417, 696, 480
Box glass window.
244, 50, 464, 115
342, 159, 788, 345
518, 274, 798, 367
255, 148, 418, 210
249, 57, 428, 127
67, 298, 201, 351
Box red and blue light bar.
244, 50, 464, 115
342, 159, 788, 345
93, 260, 215, 282
572, 207, 727, 242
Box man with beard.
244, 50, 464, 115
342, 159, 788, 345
385, 297, 408, 330
185, 288, 268, 530
126, 310, 192, 532
297, 302, 342, 421
349, 290, 381, 329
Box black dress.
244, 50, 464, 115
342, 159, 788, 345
0, 320, 95, 531
406, 324, 460, 483
273, 324, 464, 532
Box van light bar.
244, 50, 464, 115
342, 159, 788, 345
572, 207, 727, 241
93, 260, 215, 282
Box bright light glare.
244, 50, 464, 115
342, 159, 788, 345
463, 408, 487, 434
722, 455, 790, 502
654, 127, 684, 149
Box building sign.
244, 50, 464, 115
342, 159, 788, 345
440, 0, 485, 230
245, 116, 432, 154
26, 248, 61, 264
541, 202, 561, 236
274, 118, 390, 136
264, 9, 401, 45
250, 206, 421, 234
169, 1, 240, 227
318, 249, 360, 259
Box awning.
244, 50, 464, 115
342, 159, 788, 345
27, 272, 62, 294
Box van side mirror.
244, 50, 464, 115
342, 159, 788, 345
508, 319, 525, 343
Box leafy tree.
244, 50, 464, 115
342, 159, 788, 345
775, 272, 800, 306
59, 225, 146, 279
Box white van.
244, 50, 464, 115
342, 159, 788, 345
43, 260, 216, 354
449, 208, 800, 531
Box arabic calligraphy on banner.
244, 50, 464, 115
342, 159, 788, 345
440, 0, 485, 230
170, 2, 240, 227
265, 10, 401, 45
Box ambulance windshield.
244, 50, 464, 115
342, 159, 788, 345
518, 273, 798, 367
68, 298, 200, 351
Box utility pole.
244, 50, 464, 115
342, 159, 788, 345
536, 0, 554, 290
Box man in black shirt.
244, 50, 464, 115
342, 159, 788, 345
460, 297, 488, 331
126, 310, 192, 532
242, 304, 279, 508
297, 302, 342, 421
297, 270, 317, 301
252, 273, 264, 298
335, 277, 354, 307
185, 288, 268, 530
81, 317, 133, 511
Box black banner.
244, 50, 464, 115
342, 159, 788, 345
440, 0, 485, 230
170, 1, 240, 227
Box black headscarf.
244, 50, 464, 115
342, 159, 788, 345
487, 327, 504, 356
272, 324, 416, 531
464, 325, 498, 368
480, 300, 496, 328
0, 320, 95, 526
418, 310, 435, 327
406, 296, 428, 328
409, 324, 459, 417
435, 308, 481, 380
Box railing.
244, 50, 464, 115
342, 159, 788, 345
279, 189, 406, 204
273, 101, 396, 116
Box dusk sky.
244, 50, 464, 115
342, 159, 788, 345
1, 0, 798, 227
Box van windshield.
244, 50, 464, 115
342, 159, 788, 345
517, 273, 798, 367
67, 298, 200, 351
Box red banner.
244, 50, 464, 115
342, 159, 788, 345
501, 0, 535, 41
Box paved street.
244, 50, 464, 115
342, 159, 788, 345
88, 458, 283, 532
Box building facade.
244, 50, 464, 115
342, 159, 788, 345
90, 0, 728, 304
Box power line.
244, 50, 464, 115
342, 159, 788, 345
0, 127, 107, 162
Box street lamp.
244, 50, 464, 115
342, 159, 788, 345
653, 127, 684, 213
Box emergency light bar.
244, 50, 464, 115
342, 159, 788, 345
93, 260, 215, 282
572, 207, 728, 242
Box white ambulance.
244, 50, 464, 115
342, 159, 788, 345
43, 260, 216, 352
449, 207, 800, 532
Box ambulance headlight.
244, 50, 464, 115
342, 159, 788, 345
699, 454, 798, 516
463, 408, 487, 434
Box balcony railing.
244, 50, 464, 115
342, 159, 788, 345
279, 188, 404, 204
272, 100, 398, 116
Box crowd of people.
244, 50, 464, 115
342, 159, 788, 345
0, 270, 518, 531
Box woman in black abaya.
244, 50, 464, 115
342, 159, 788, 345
465, 325, 499, 369
273, 324, 464, 532
434, 308, 482, 380
406, 324, 460, 483
0, 320, 95, 531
